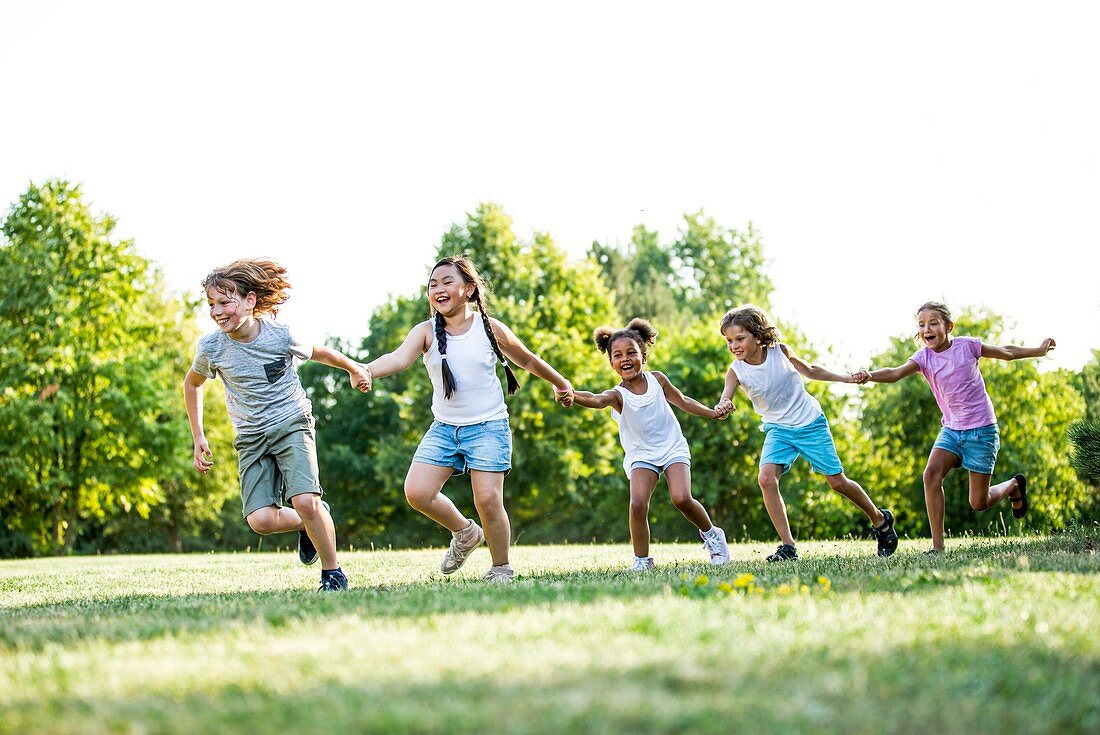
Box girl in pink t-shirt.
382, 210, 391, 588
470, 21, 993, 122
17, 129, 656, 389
855, 302, 1055, 553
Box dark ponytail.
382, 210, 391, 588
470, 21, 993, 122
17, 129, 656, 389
435, 312, 459, 399
473, 290, 520, 396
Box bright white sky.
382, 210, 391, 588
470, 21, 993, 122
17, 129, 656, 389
2, 2, 1097, 371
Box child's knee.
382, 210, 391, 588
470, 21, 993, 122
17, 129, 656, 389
922, 466, 945, 487
246, 512, 275, 535
757, 472, 778, 492
825, 474, 846, 492
290, 493, 322, 519
629, 497, 650, 516
670, 493, 695, 512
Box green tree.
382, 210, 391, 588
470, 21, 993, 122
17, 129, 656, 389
672, 211, 772, 317
0, 181, 232, 555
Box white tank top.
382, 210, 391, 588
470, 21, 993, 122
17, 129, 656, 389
730, 345, 822, 428
611, 372, 691, 476
423, 318, 509, 426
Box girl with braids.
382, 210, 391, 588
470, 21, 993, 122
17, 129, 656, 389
558, 318, 732, 571
184, 258, 371, 592
364, 256, 573, 583
717, 305, 898, 562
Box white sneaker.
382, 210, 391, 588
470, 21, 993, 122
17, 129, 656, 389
441, 520, 484, 574
630, 556, 655, 572
483, 564, 515, 583
701, 526, 730, 565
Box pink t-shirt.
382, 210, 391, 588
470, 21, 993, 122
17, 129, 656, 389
908, 336, 997, 430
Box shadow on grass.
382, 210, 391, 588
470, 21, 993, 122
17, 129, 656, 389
1, 528, 1095, 651
2, 630, 1097, 735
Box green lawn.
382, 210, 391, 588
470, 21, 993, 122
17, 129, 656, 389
1, 529, 1098, 735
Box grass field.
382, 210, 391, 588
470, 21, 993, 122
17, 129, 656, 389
1, 528, 1098, 735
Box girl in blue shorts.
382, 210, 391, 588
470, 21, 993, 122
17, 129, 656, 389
363, 257, 573, 583
854, 301, 1056, 553
717, 305, 898, 561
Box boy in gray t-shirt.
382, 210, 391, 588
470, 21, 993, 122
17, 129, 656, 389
184, 259, 372, 591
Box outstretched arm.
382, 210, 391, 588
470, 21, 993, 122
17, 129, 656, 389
716, 367, 739, 415
566, 388, 623, 412
981, 338, 1056, 361
781, 344, 858, 384
491, 318, 573, 401
311, 344, 372, 392
183, 370, 213, 473
365, 322, 431, 380
858, 360, 921, 384
653, 371, 720, 419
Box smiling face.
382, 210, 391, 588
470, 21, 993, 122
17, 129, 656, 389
917, 308, 953, 352
608, 336, 646, 380
428, 264, 474, 317
722, 323, 765, 363
206, 283, 257, 339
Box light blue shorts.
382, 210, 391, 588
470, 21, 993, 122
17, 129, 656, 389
760, 414, 843, 477
412, 418, 512, 475
630, 457, 690, 476
933, 423, 999, 475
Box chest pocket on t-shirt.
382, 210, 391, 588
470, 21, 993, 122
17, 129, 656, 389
263, 357, 291, 384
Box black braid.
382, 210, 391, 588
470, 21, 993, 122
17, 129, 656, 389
474, 291, 520, 395
435, 312, 458, 399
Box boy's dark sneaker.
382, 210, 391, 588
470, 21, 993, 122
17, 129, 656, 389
872, 508, 899, 557
318, 567, 348, 592
766, 543, 799, 562
297, 499, 331, 566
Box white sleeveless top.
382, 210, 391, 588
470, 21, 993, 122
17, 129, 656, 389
730, 345, 822, 428
610, 372, 691, 476
423, 318, 509, 426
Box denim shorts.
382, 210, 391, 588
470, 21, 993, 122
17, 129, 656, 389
412, 418, 512, 474
630, 457, 690, 476
760, 413, 844, 477
933, 423, 1000, 475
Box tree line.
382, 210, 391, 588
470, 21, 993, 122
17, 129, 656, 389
1, 181, 1096, 557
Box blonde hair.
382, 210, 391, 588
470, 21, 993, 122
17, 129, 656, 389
593, 318, 658, 360
720, 305, 780, 347
429, 256, 519, 398
202, 258, 291, 317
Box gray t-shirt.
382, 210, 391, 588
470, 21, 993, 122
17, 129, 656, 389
191, 319, 313, 434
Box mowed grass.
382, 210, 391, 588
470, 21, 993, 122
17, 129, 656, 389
1, 529, 1098, 735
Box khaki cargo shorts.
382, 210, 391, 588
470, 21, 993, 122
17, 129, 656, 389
234, 412, 323, 518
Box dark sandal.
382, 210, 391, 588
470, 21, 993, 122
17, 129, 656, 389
1010, 474, 1028, 519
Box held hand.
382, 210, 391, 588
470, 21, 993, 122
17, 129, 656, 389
193, 440, 213, 474
554, 381, 574, 406
714, 399, 734, 419
351, 363, 372, 392
1039, 338, 1056, 356
851, 369, 871, 384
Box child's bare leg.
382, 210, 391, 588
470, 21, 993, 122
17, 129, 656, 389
759, 463, 795, 546
404, 462, 468, 532
629, 469, 660, 558
291, 492, 338, 569
967, 472, 1018, 511
824, 473, 885, 527
923, 449, 959, 551
470, 470, 510, 566
665, 463, 713, 532
245, 505, 305, 535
